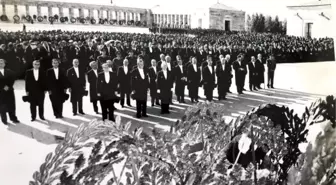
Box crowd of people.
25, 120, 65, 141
0, 29, 334, 125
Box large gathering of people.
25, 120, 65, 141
0, 29, 334, 125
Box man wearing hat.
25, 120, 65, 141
25, 60, 46, 121
0, 59, 20, 125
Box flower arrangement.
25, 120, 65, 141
30, 95, 335, 185
0, 15, 8, 22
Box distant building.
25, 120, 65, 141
286, 0, 333, 38
190, 3, 245, 31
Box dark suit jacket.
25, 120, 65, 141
157, 70, 173, 103
131, 68, 149, 101
97, 72, 118, 101
87, 69, 100, 102
187, 64, 201, 88
202, 65, 216, 90
23, 46, 34, 67
0, 69, 16, 108
216, 63, 232, 86
66, 67, 86, 102
248, 62, 259, 81
173, 65, 187, 95
233, 61, 247, 81
46, 68, 67, 98
117, 66, 131, 93
25, 69, 46, 101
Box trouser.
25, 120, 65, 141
218, 84, 227, 99
71, 98, 83, 114
100, 99, 115, 121
176, 94, 185, 102
267, 71, 275, 87
120, 91, 131, 106
50, 95, 63, 117
161, 103, 170, 113
204, 86, 214, 101
92, 100, 99, 113
136, 100, 147, 117
189, 85, 199, 101
0, 104, 17, 124
30, 97, 45, 119
249, 76, 257, 90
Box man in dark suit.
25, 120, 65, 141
202, 56, 216, 102
157, 62, 173, 114
0, 59, 19, 125
46, 59, 67, 119
25, 60, 46, 121
87, 61, 100, 114
233, 55, 247, 94
117, 58, 132, 107
173, 55, 187, 103
131, 56, 149, 118
148, 59, 160, 107
22, 41, 34, 74
248, 56, 259, 91
216, 57, 232, 100
187, 57, 201, 103
97, 63, 118, 122
267, 55, 277, 88
67, 59, 86, 116
256, 54, 265, 89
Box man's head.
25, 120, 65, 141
192, 57, 197, 64
89, 61, 98, 69
52, 59, 59, 68
165, 55, 171, 63
207, 55, 212, 62
129, 50, 134, 56
0, 59, 5, 69
123, 58, 129, 66
102, 63, 109, 73
106, 60, 113, 67
137, 56, 144, 69
251, 56, 256, 62
221, 57, 225, 65
33, 60, 40, 70
160, 54, 165, 61
73, 59, 79, 67
225, 54, 230, 61
0, 44, 6, 50
151, 59, 157, 67
176, 55, 182, 65
257, 53, 262, 60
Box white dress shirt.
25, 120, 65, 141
208, 65, 212, 74
153, 67, 157, 74
0, 69, 4, 76
222, 64, 225, 71
179, 65, 183, 73
167, 63, 171, 71
104, 72, 110, 83
33, 69, 39, 81
53, 68, 59, 80
139, 68, 145, 79
193, 64, 197, 72
252, 62, 255, 68
109, 67, 113, 72
93, 69, 98, 77
163, 70, 167, 79
124, 66, 128, 74
74, 67, 79, 78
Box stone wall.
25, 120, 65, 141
209, 8, 245, 31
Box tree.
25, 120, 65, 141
265, 16, 273, 32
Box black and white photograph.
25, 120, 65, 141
0, 0, 335, 184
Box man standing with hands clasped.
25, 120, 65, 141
25, 60, 46, 121
233, 54, 247, 94
67, 58, 86, 116
0, 59, 19, 125
267, 54, 277, 88
157, 62, 173, 114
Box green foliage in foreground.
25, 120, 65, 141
30, 95, 335, 185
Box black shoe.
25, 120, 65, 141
3, 122, 8, 125
151, 103, 154, 107
12, 120, 20, 123
195, 99, 199, 103
250, 88, 253, 91
271, 86, 274, 88
40, 117, 45, 121
181, 100, 186, 103
31, 118, 36, 122
161, 111, 165, 114
142, 114, 149, 117
254, 87, 258, 91
227, 91, 232, 93
79, 112, 85, 115
121, 105, 124, 108
127, 104, 132, 107
73, 113, 77, 116
59, 116, 64, 118
156, 102, 160, 105
95, 111, 99, 114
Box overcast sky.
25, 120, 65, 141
48, 0, 328, 20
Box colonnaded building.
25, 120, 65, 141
0, 0, 246, 31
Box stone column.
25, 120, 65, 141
106, 10, 110, 20
37, 5, 41, 17
116, 11, 119, 22
2, 4, 6, 16
14, 5, 18, 15
188, 14, 191, 27
88, 9, 93, 18
26, 5, 29, 16
58, 7, 63, 17
48, 6, 52, 17
69, 7, 74, 18
125, 12, 128, 22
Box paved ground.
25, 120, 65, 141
0, 61, 335, 185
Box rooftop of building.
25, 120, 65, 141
287, 0, 332, 7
